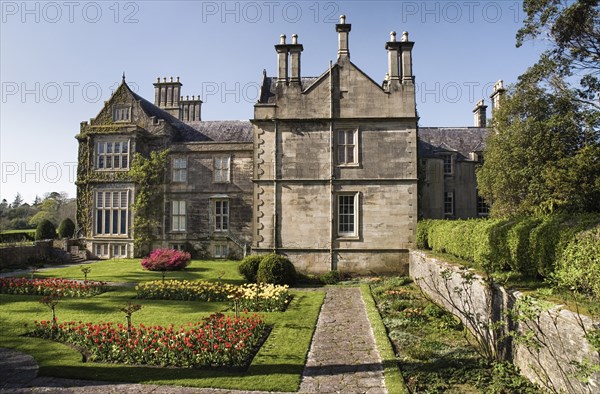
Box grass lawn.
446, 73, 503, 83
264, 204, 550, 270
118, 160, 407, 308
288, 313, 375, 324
0, 259, 325, 391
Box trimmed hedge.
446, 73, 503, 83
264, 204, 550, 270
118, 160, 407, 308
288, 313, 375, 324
238, 254, 263, 283
0, 230, 35, 243
417, 214, 600, 278
256, 254, 297, 286
35, 220, 57, 241
554, 226, 600, 300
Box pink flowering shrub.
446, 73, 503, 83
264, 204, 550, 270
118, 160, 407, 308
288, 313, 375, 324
140, 249, 191, 272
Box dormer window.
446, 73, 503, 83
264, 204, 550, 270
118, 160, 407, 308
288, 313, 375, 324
113, 105, 131, 122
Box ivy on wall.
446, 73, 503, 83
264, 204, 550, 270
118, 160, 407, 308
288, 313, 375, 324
129, 150, 169, 257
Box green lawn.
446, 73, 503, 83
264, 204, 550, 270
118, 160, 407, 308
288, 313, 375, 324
0, 259, 325, 391
30, 259, 246, 285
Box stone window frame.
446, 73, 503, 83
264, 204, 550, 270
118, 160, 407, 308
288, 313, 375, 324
214, 243, 229, 258
442, 154, 454, 176
444, 191, 454, 216
476, 191, 489, 216
212, 198, 229, 232
213, 156, 231, 183
94, 139, 130, 171
171, 200, 187, 232
94, 190, 129, 237
336, 129, 359, 167
336, 192, 360, 239
172, 157, 188, 183
112, 105, 131, 123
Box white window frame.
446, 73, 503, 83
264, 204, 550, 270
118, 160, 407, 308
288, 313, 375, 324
214, 156, 231, 183
95, 190, 129, 236
214, 243, 229, 258
95, 140, 130, 170
444, 191, 454, 216
477, 193, 489, 216
213, 199, 229, 232
113, 105, 131, 122
171, 243, 186, 251
171, 200, 187, 232
443, 155, 453, 175
337, 130, 358, 166
172, 157, 188, 183
337, 193, 358, 237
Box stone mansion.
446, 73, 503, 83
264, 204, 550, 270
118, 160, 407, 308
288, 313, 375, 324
75, 16, 502, 274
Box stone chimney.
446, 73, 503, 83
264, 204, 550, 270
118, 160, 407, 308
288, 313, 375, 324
336, 15, 351, 60
154, 77, 182, 117
473, 99, 487, 127
490, 80, 505, 114
288, 34, 303, 87
180, 95, 202, 122
385, 31, 401, 88
399, 32, 414, 84
275, 34, 289, 86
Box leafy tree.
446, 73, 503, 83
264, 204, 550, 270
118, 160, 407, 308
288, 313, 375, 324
35, 219, 57, 240
517, 0, 599, 107
477, 84, 600, 216
58, 218, 75, 238
28, 198, 59, 226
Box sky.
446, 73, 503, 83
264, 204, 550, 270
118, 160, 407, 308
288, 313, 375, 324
0, 0, 546, 204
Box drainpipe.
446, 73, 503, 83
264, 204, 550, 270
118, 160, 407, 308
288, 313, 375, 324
329, 60, 335, 271
273, 120, 278, 253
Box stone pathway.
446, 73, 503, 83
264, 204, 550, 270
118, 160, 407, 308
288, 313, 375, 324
1, 286, 387, 393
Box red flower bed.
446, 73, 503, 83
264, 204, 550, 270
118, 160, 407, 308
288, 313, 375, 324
30, 313, 266, 368
0, 277, 107, 297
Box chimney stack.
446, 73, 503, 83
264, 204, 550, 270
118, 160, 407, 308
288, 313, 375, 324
179, 95, 202, 122
336, 15, 351, 60
399, 32, 414, 83
473, 99, 487, 127
385, 31, 401, 89
153, 76, 182, 117
288, 34, 303, 87
275, 34, 289, 86
490, 80, 505, 114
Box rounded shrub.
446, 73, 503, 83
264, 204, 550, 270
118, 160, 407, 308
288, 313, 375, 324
256, 254, 297, 286
35, 219, 57, 241
58, 218, 76, 238
319, 270, 340, 285
554, 227, 600, 300
238, 254, 263, 283
141, 249, 191, 272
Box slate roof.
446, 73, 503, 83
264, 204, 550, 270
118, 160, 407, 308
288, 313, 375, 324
125, 83, 252, 143
258, 76, 321, 104
418, 127, 489, 160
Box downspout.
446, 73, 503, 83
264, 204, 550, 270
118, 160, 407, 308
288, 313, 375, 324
273, 120, 278, 253
329, 61, 335, 271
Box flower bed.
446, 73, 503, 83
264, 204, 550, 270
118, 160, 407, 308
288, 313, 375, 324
0, 278, 107, 297
136, 281, 290, 311
30, 313, 266, 368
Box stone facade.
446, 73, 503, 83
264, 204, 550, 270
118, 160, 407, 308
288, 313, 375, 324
251, 20, 417, 274
75, 17, 492, 272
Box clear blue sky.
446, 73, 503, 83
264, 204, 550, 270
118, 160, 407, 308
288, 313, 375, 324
1, 1, 545, 204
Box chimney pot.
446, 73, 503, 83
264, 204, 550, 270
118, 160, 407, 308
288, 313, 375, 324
340, 14, 345, 24
280, 34, 286, 44
401, 31, 409, 42
390, 31, 396, 42
163, 77, 166, 82
292, 34, 298, 44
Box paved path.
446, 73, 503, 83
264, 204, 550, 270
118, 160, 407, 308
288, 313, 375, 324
1, 286, 387, 393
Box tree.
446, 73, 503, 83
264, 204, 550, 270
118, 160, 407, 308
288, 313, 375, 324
35, 219, 57, 240
477, 83, 600, 216
517, 0, 600, 107
11, 193, 23, 208
58, 218, 75, 238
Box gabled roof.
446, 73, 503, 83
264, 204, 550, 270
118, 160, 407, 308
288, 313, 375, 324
418, 127, 489, 160
258, 75, 321, 104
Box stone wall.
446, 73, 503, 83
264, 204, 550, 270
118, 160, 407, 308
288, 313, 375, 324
0, 241, 53, 270
410, 250, 600, 394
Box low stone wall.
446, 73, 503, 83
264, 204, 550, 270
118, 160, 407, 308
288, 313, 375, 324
0, 241, 52, 270
410, 250, 600, 394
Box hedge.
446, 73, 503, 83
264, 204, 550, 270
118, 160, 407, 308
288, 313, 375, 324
0, 230, 35, 243
417, 214, 600, 278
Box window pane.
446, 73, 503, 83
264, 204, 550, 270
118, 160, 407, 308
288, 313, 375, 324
180, 217, 186, 231
96, 211, 102, 234
106, 143, 112, 154
104, 211, 110, 234
121, 211, 127, 234
114, 143, 120, 154
98, 156, 104, 168
347, 147, 354, 163
122, 142, 128, 153
122, 155, 128, 168
121, 192, 127, 208
113, 192, 119, 208
222, 201, 228, 214
104, 192, 110, 208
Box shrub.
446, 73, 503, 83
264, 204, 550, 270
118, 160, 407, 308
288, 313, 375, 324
238, 254, 263, 283
320, 270, 340, 285
35, 220, 56, 241
141, 249, 191, 279
256, 254, 297, 286
554, 227, 600, 300
506, 217, 541, 276
57, 218, 75, 238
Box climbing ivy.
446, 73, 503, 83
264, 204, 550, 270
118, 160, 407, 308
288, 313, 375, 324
129, 149, 169, 257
